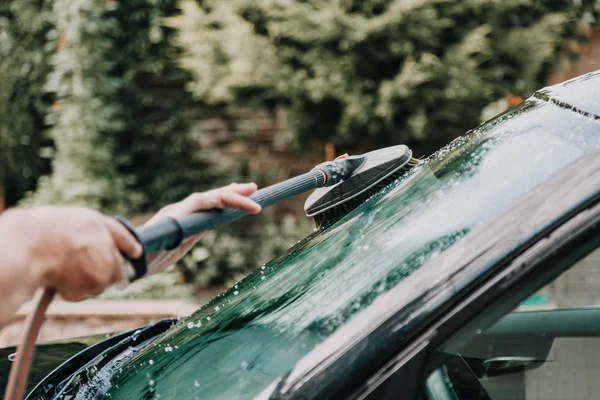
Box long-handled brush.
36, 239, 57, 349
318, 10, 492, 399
5, 144, 420, 400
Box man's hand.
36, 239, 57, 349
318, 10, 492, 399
0, 206, 141, 327
1, 206, 143, 301
144, 182, 261, 275
0, 182, 260, 328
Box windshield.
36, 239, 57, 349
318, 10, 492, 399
87, 99, 600, 399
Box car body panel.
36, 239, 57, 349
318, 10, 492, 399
25, 319, 177, 399
0, 331, 128, 399
0, 342, 87, 399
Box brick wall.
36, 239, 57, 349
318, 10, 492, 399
548, 27, 600, 85
190, 107, 328, 217
0, 298, 198, 347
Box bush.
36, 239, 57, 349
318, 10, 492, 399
172, 0, 600, 154
5, 0, 221, 215
0, 1, 54, 207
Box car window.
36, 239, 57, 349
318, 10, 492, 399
418, 244, 600, 400
84, 99, 600, 400
521, 246, 600, 311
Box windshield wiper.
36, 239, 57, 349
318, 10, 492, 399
26, 318, 177, 400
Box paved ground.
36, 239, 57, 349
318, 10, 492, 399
0, 297, 198, 347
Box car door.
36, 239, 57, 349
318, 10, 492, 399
353, 185, 600, 399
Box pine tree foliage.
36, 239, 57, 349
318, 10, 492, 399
21, 0, 221, 213
0, 1, 53, 207
105, 0, 223, 212
31, 0, 127, 211
174, 0, 600, 153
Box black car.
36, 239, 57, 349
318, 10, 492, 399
7, 70, 600, 399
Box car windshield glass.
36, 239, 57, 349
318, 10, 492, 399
92, 99, 600, 399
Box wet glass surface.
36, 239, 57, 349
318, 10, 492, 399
541, 69, 600, 117
86, 99, 600, 399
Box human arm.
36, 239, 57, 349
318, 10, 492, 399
143, 182, 261, 275
0, 206, 142, 327
0, 183, 260, 328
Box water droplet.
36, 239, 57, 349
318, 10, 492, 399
194, 380, 200, 388
234, 291, 239, 295
165, 346, 173, 352
234, 285, 238, 289
261, 276, 265, 280
240, 361, 248, 368
149, 360, 154, 365
206, 317, 211, 321
149, 379, 155, 386
261, 265, 266, 270
195, 321, 202, 328
214, 306, 220, 312
476, 329, 482, 335
187, 322, 195, 329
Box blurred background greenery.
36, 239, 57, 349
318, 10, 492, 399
1, 0, 599, 300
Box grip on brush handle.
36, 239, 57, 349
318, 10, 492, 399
113, 216, 148, 281
117, 170, 326, 281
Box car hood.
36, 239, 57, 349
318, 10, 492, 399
0, 332, 118, 399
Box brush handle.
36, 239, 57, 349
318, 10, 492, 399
119, 156, 362, 280
118, 170, 324, 280
139, 170, 325, 252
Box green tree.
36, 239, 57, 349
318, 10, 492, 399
105, 0, 223, 213
173, 0, 600, 154
25, 0, 222, 214
30, 0, 127, 211
0, 1, 53, 208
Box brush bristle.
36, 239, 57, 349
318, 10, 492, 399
313, 157, 421, 228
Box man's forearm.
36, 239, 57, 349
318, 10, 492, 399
0, 209, 46, 328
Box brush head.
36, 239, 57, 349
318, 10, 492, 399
305, 145, 419, 228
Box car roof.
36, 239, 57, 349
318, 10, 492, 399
259, 71, 600, 399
